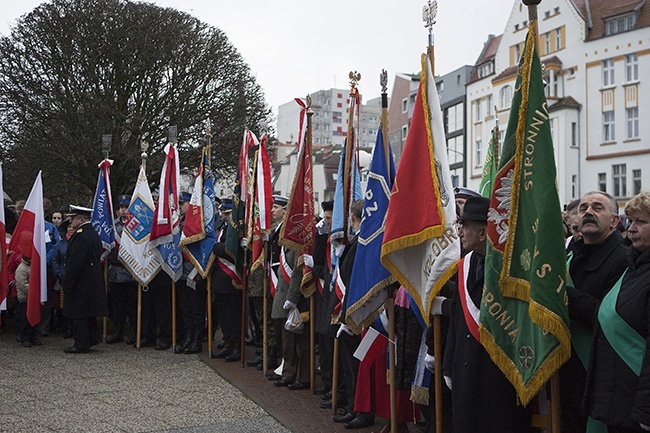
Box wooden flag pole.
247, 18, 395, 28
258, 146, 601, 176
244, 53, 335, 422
262, 242, 269, 373
386, 295, 398, 433
103, 260, 108, 341
240, 255, 249, 367
207, 273, 213, 358
172, 280, 177, 353
331, 337, 340, 416
136, 283, 142, 350
310, 294, 316, 393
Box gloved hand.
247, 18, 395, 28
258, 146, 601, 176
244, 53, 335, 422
303, 255, 314, 268
334, 244, 345, 258
283, 300, 297, 310
640, 424, 650, 431
336, 324, 354, 338
431, 296, 447, 315
444, 375, 452, 390
262, 233, 269, 242
240, 238, 248, 248
424, 354, 435, 372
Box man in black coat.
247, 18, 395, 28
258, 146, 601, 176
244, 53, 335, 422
442, 196, 532, 433
562, 191, 628, 432
62, 206, 108, 353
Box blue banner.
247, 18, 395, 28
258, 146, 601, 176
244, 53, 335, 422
157, 229, 182, 282
91, 160, 115, 252
345, 129, 396, 331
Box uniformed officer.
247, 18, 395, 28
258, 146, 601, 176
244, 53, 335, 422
62, 206, 108, 353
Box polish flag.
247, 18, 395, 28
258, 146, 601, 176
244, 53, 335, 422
8, 172, 46, 326
0, 163, 8, 312
353, 327, 388, 363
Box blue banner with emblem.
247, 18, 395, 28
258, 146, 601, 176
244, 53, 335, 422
156, 229, 182, 282
91, 159, 116, 252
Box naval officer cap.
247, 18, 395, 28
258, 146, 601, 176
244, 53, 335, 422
66, 205, 93, 218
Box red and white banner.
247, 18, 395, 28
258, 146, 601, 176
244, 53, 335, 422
8, 172, 46, 326
249, 135, 273, 272
353, 327, 388, 363
150, 143, 180, 247
0, 163, 8, 311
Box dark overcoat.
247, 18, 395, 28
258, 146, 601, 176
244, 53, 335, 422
62, 221, 108, 319
442, 252, 532, 433
584, 247, 650, 429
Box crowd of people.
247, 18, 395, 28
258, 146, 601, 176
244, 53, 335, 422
2, 186, 649, 433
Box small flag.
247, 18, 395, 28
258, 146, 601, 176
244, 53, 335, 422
478, 126, 499, 198
150, 143, 180, 247
353, 327, 389, 363
91, 159, 116, 252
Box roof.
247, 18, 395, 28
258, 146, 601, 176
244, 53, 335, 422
548, 96, 582, 112
468, 34, 503, 84
492, 55, 563, 84
578, 0, 650, 41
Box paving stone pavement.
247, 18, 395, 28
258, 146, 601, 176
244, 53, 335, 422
0, 329, 290, 433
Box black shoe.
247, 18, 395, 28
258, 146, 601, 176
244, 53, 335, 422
19, 340, 32, 347
184, 342, 202, 354
266, 373, 282, 381
257, 359, 279, 371
273, 379, 292, 387
287, 382, 309, 390
314, 386, 329, 395
321, 391, 332, 400
64, 346, 89, 354
216, 340, 226, 350
212, 347, 232, 359
30, 337, 43, 346
105, 333, 123, 344
125, 336, 136, 345
137, 339, 156, 348
224, 350, 241, 362
155, 342, 171, 351
319, 400, 332, 409
333, 412, 356, 423
344, 414, 375, 429
246, 356, 263, 367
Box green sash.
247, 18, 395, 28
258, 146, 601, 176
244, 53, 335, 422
567, 251, 608, 433
598, 269, 647, 376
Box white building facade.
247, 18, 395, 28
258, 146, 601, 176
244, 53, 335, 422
466, 0, 649, 209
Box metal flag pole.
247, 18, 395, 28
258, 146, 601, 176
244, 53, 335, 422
101, 134, 112, 342
423, 2, 445, 433
169, 125, 178, 353
136, 140, 149, 351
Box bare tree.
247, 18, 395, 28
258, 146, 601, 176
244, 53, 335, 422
0, 0, 272, 205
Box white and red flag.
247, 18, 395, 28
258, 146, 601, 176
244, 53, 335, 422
249, 135, 273, 271
150, 143, 180, 247
0, 163, 9, 312
8, 172, 47, 326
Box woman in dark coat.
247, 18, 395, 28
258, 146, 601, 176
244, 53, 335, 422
585, 192, 650, 433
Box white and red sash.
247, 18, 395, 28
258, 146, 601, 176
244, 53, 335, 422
269, 265, 278, 297
458, 251, 480, 342
332, 269, 347, 316
217, 256, 242, 286
279, 248, 293, 284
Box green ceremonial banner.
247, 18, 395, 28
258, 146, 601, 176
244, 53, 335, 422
479, 22, 571, 406
478, 125, 499, 198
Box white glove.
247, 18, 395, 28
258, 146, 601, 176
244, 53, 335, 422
240, 238, 248, 248
303, 255, 314, 268
334, 244, 345, 258
444, 375, 452, 390
336, 324, 354, 338
262, 233, 269, 242
283, 300, 297, 310
640, 424, 650, 431
424, 354, 435, 372
431, 296, 447, 315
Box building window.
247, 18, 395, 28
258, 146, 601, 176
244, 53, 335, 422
447, 103, 464, 132
486, 95, 493, 117
475, 139, 482, 166
626, 53, 638, 82
633, 169, 642, 195
402, 98, 408, 114
554, 7, 560, 14
500, 86, 513, 109
602, 59, 615, 87
598, 173, 607, 192
436, 80, 444, 92
457, 74, 461, 85
612, 164, 627, 197
571, 122, 577, 147
603, 111, 615, 142
626, 107, 639, 139
474, 99, 482, 121
571, 175, 577, 199
324, 98, 330, 106
514, 43, 521, 62
544, 33, 551, 53
555, 27, 563, 50
605, 13, 637, 36
401, 125, 408, 140
337, 93, 343, 99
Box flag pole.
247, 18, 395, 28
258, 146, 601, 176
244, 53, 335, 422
306, 101, 317, 393
262, 241, 269, 373
423, 2, 445, 432
380, 70, 391, 179
240, 253, 249, 367
332, 337, 340, 415
343, 72, 360, 242
172, 280, 177, 352
205, 124, 215, 359
521, 1, 561, 432
101, 134, 112, 342
135, 141, 149, 351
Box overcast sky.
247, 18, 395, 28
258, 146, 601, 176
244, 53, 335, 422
1, 0, 516, 113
